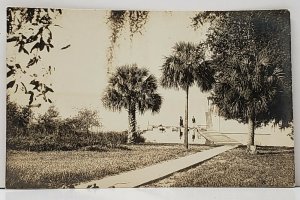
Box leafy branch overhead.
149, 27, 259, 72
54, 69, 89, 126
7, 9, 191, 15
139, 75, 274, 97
7, 8, 63, 105
106, 11, 149, 73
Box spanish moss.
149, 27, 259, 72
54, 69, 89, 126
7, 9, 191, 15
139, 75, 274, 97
106, 10, 149, 73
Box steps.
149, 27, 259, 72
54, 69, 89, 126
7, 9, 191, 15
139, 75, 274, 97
198, 130, 241, 146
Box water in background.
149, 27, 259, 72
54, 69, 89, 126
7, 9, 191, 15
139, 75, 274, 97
143, 126, 207, 145
142, 122, 293, 147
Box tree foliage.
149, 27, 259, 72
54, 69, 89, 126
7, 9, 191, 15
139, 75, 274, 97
192, 10, 292, 150
7, 8, 63, 105
102, 64, 162, 143
161, 42, 215, 91
195, 10, 292, 127
106, 11, 149, 72
37, 105, 60, 134
7, 95, 33, 136
6, 100, 127, 151
74, 108, 102, 133
161, 42, 215, 148
7, 86, 104, 136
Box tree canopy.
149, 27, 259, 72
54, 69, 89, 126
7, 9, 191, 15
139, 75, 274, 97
7, 95, 33, 136
102, 64, 162, 114
74, 108, 101, 133
161, 42, 215, 92
192, 10, 292, 128
102, 64, 162, 143
192, 10, 292, 152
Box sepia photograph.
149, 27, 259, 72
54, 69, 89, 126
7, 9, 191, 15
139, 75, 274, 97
6, 8, 294, 189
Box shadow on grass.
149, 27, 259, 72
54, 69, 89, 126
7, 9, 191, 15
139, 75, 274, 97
257, 150, 294, 155
238, 145, 294, 155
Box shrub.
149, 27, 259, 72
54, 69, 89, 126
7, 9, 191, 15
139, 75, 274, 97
132, 130, 146, 143
7, 131, 128, 151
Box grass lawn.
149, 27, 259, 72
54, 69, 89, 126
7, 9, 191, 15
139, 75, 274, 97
144, 146, 294, 187
6, 144, 210, 189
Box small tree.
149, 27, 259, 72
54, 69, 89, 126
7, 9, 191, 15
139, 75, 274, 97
102, 64, 162, 143
38, 105, 60, 134
7, 96, 23, 136
74, 108, 101, 133
161, 42, 215, 149
18, 106, 33, 135
7, 95, 37, 136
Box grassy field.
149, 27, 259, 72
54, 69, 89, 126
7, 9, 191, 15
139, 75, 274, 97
6, 144, 210, 189
144, 146, 294, 187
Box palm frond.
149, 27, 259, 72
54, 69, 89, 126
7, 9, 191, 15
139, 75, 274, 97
102, 64, 162, 114
161, 42, 215, 91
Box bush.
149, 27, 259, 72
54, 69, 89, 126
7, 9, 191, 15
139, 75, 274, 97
132, 130, 146, 143
7, 131, 128, 151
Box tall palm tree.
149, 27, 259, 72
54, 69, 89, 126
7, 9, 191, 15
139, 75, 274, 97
102, 64, 162, 143
212, 48, 285, 154
161, 42, 215, 149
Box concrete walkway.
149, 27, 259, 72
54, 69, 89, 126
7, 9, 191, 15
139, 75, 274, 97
75, 145, 238, 188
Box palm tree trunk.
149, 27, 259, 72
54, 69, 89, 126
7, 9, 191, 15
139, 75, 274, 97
128, 105, 137, 143
247, 115, 256, 154
184, 86, 189, 149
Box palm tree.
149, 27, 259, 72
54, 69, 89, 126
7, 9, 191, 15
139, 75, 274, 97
161, 42, 215, 149
211, 48, 285, 153
201, 11, 292, 154
102, 64, 162, 143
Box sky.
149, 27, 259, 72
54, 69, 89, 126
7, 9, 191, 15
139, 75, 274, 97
7, 9, 293, 137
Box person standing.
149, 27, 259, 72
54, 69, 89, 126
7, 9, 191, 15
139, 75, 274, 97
180, 116, 183, 127
192, 116, 196, 126
192, 116, 196, 142
179, 116, 183, 139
